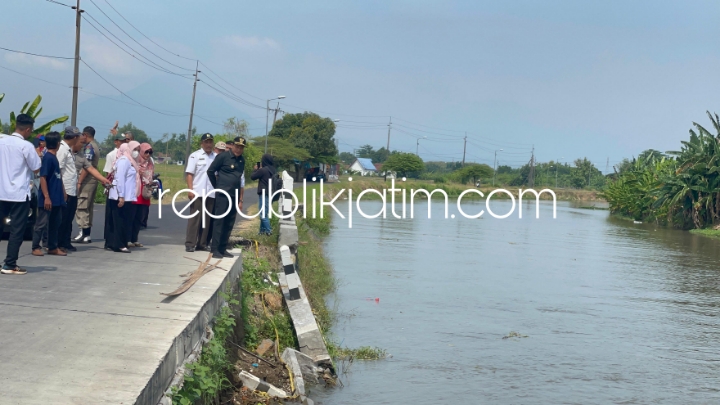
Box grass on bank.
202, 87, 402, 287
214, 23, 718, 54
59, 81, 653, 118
298, 175, 603, 202
689, 228, 720, 239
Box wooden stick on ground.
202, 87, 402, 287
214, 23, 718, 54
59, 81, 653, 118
162, 254, 222, 296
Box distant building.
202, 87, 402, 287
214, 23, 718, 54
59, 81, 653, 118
373, 162, 395, 179
350, 158, 377, 176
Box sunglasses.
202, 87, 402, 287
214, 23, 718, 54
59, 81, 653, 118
145, 150, 153, 155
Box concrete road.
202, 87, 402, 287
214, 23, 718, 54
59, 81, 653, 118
0, 190, 258, 405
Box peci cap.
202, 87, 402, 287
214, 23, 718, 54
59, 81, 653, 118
64, 126, 81, 138
114, 133, 126, 141
200, 133, 214, 142
233, 136, 246, 146
16, 114, 35, 126
214, 141, 227, 150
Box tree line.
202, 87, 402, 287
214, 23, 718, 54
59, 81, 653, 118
604, 112, 720, 229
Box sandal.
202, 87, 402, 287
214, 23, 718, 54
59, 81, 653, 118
1, 266, 27, 275
114, 247, 131, 253
133, 242, 144, 247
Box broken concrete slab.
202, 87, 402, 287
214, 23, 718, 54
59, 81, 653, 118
277, 272, 331, 365
282, 348, 319, 385
238, 370, 288, 398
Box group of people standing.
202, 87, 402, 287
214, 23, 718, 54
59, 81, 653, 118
0, 114, 112, 274
184, 133, 252, 259
0, 115, 275, 274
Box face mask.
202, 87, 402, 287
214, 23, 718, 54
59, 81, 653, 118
131, 150, 139, 159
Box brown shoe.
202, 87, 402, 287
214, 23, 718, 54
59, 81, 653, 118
47, 249, 67, 256
32, 249, 44, 256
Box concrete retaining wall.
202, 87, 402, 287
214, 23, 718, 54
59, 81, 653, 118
140, 248, 244, 405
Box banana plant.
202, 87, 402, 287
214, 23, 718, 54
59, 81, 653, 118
7, 94, 69, 135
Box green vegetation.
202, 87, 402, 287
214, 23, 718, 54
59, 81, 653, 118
604, 111, 720, 229
689, 228, 720, 239
382, 152, 425, 177
0, 93, 69, 137
172, 292, 238, 405
327, 344, 387, 360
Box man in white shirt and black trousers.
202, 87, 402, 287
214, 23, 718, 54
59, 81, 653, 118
184, 133, 217, 252
0, 114, 42, 275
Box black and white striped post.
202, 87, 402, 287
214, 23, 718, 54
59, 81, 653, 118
280, 245, 301, 300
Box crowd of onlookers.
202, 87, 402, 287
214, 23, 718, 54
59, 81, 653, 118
0, 115, 276, 274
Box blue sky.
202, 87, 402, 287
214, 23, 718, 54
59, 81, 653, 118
2, 0, 719, 170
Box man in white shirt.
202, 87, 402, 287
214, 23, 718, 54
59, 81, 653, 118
0, 114, 42, 275
103, 135, 126, 175
184, 133, 217, 252
102, 123, 124, 248
56, 126, 82, 252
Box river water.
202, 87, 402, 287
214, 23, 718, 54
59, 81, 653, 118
311, 199, 720, 404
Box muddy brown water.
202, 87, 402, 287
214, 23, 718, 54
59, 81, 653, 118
310, 199, 720, 404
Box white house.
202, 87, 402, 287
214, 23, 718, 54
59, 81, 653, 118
350, 158, 377, 176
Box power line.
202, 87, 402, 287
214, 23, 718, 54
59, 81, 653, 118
0, 46, 73, 60
87, 0, 195, 72
44, 0, 73, 8
197, 73, 267, 109
0, 63, 71, 88
81, 59, 188, 117
198, 62, 266, 101
200, 81, 267, 110
101, 0, 196, 62
82, 13, 193, 78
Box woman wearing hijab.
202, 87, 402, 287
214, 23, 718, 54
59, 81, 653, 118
107, 141, 140, 253
128, 143, 154, 247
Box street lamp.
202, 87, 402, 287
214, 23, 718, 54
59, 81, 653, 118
492, 149, 503, 186
547, 165, 554, 187
416, 136, 427, 156
555, 157, 564, 188
265, 95, 286, 153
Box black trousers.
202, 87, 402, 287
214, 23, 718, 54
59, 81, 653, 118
0, 199, 30, 268
129, 203, 147, 243
107, 199, 131, 251
185, 197, 215, 249
103, 198, 112, 248
211, 192, 238, 254
140, 204, 149, 228
58, 195, 78, 249
32, 206, 62, 251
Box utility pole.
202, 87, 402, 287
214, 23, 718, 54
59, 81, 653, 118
462, 132, 467, 167
528, 146, 535, 187
384, 116, 392, 181
184, 60, 199, 163
605, 157, 609, 175
71, 0, 83, 126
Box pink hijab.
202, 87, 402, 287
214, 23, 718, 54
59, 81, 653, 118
114, 141, 140, 172
114, 141, 141, 196
137, 143, 155, 185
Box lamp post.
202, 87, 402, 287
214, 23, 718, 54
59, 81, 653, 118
416, 136, 427, 156
547, 165, 554, 187
492, 149, 503, 186
265, 95, 286, 153
555, 157, 564, 188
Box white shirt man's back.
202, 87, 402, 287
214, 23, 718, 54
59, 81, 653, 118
0, 133, 41, 202
104, 148, 118, 174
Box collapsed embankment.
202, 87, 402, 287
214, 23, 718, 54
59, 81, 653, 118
169, 174, 385, 405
